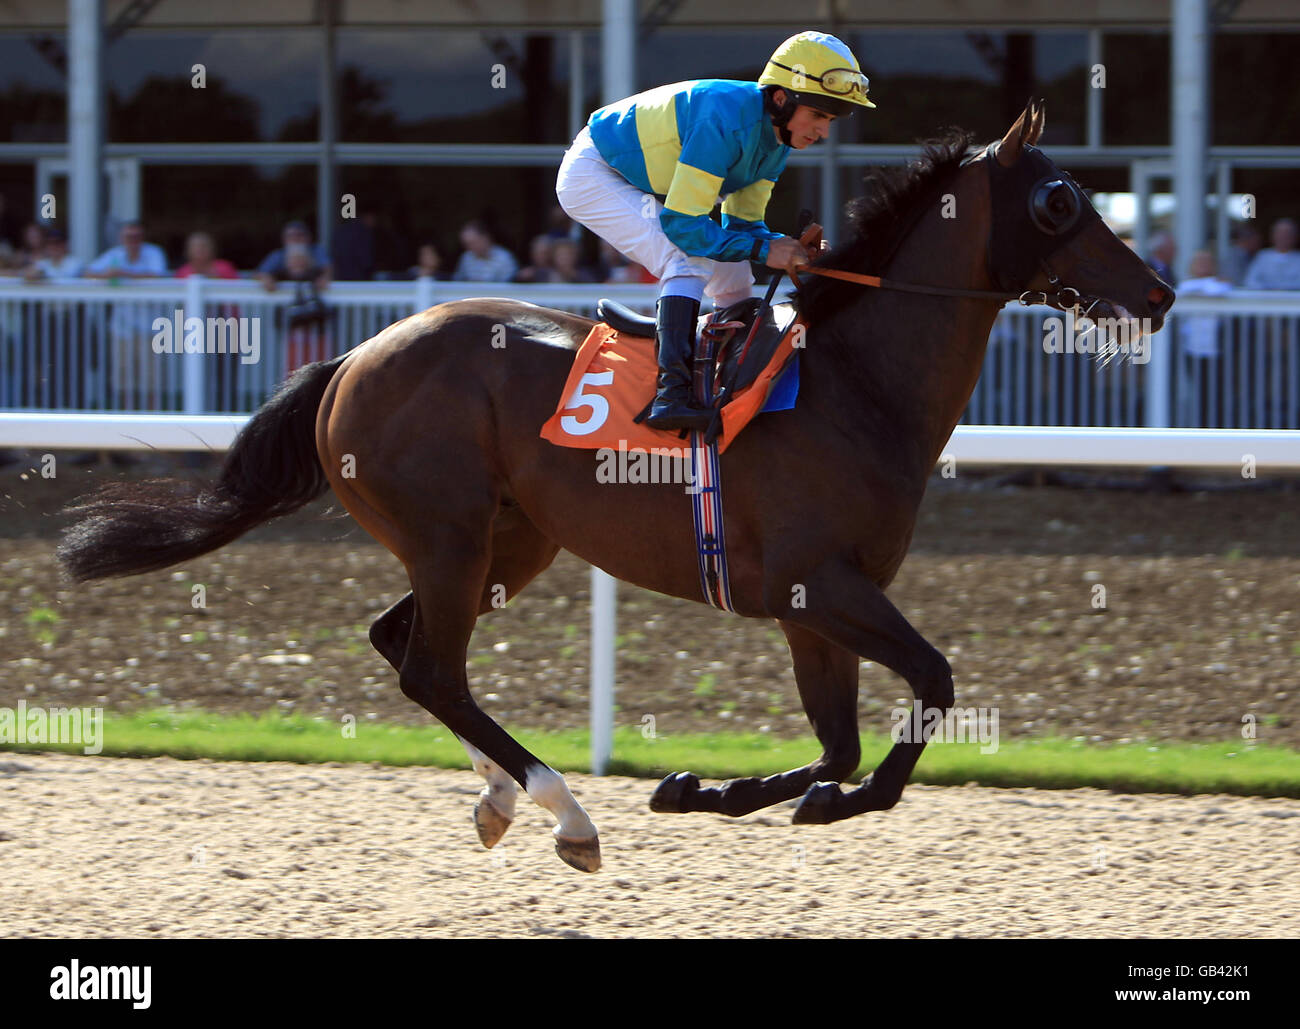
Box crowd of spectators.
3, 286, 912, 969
1135, 218, 1300, 427
9, 196, 1300, 296
0, 201, 651, 289
1138, 217, 1300, 291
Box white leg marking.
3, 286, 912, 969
459, 737, 518, 819
525, 763, 597, 840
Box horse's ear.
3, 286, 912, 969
996, 101, 1034, 167
1026, 98, 1046, 145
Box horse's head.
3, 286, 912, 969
979, 99, 1174, 339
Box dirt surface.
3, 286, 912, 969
2, 457, 1299, 938
1, 457, 1297, 748
2, 752, 1297, 938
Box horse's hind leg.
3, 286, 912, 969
367, 511, 560, 850
396, 524, 598, 871
369, 595, 517, 848
651, 620, 861, 816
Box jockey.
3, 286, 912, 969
556, 31, 876, 432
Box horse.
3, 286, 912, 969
59, 101, 1173, 873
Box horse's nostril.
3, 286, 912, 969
1148, 286, 1173, 315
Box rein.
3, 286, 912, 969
791, 262, 1095, 314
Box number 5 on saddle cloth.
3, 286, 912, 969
540, 294, 804, 611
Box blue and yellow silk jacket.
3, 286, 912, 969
586, 79, 789, 263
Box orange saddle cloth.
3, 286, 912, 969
540, 320, 801, 454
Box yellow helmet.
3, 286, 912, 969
759, 31, 876, 115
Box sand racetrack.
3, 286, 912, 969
2, 752, 1297, 938
3, 464, 1299, 937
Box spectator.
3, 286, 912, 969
1179, 250, 1232, 357
175, 232, 238, 279
1178, 250, 1233, 427
176, 232, 240, 414
23, 229, 83, 281
407, 242, 447, 280
550, 237, 596, 283
1242, 218, 1300, 290
1146, 231, 1176, 285
1, 222, 49, 276
453, 220, 517, 282
258, 220, 330, 292
332, 211, 377, 281
83, 222, 168, 410
1222, 224, 1262, 287
83, 221, 167, 278
281, 243, 334, 372
283, 243, 322, 283
515, 235, 556, 283
544, 204, 577, 241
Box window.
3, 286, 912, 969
107, 32, 321, 142
1213, 32, 1300, 146
337, 30, 576, 144
0, 36, 66, 142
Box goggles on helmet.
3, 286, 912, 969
770, 61, 870, 99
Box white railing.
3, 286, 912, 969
969, 294, 1300, 430
0, 278, 655, 415
3, 278, 1300, 430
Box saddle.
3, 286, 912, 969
595, 296, 799, 410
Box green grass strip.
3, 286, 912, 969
2, 707, 1299, 799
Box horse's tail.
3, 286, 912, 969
58, 355, 347, 582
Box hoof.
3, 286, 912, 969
473, 795, 513, 849
792, 781, 841, 825
554, 833, 601, 873
649, 771, 700, 813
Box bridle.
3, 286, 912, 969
792, 142, 1105, 317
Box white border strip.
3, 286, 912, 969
3, 415, 1298, 470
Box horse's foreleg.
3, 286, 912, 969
650, 620, 860, 816
775, 560, 954, 825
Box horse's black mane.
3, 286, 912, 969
794, 127, 979, 323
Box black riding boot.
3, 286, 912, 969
645, 294, 711, 432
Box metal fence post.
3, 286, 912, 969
414, 274, 435, 314
590, 566, 616, 775
183, 273, 206, 414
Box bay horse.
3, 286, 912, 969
59, 101, 1173, 872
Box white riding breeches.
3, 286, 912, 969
555, 126, 755, 305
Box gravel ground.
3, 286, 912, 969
1, 752, 1296, 938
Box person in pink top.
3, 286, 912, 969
176, 231, 241, 412
175, 232, 238, 278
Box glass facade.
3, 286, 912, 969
848, 29, 1087, 145
0, 35, 67, 142
1101, 33, 1171, 146
1, 21, 1296, 276
336, 30, 581, 144
1213, 32, 1300, 146
106, 32, 321, 142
